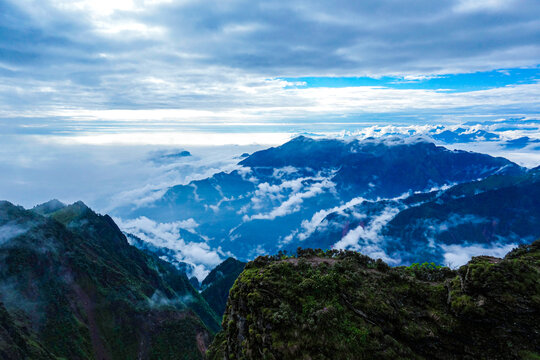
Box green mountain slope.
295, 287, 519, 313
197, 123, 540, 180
208, 243, 540, 360
0, 301, 55, 360
201, 258, 246, 317
0, 200, 220, 359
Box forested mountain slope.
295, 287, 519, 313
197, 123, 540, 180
0, 200, 220, 359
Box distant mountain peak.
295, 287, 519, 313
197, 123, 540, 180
290, 134, 311, 142
71, 200, 89, 208
0, 200, 16, 210
31, 199, 66, 215
0, 200, 34, 220
48, 200, 93, 224
120, 136, 531, 270
239, 135, 515, 173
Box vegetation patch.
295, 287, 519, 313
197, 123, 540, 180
208, 241, 540, 360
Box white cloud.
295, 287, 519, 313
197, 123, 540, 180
148, 290, 194, 309
2, 0, 540, 129
249, 176, 308, 208
94, 21, 166, 38
441, 242, 518, 267
0, 134, 267, 211
245, 177, 335, 221
321, 121, 540, 168
109, 184, 169, 209
0, 223, 28, 245
50, 0, 138, 16
5, 82, 540, 127
272, 166, 299, 179
333, 205, 402, 264
422, 214, 489, 237
454, 0, 512, 13
248, 244, 267, 258
114, 216, 222, 280
296, 196, 367, 241
37, 131, 294, 147
334, 206, 398, 248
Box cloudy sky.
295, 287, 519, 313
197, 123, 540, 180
1, 0, 540, 208
1, 0, 540, 143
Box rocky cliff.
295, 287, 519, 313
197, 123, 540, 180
208, 242, 540, 359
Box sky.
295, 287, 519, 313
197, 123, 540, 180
1, 0, 540, 144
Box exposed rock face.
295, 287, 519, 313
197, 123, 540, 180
207, 242, 540, 360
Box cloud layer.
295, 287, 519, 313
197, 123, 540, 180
115, 215, 223, 280
1, 0, 540, 126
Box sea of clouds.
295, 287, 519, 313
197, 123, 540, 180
2, 118, 539, 278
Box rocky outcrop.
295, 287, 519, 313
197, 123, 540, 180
208, 243, 540, 359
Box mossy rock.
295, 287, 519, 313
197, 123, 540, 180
208, 242, 540, 359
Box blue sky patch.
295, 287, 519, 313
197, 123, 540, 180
281, 67, 540, 92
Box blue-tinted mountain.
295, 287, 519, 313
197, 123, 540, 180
503, 136, 540, 149
117, 136, 524, 265
125, 232, 197, 275
299, 167, 540, 266
383, 169, 540, 260
430, 128, 499, 143
31, 199, 66, 216
0, 200, 220, 359
149, 149, 192, 164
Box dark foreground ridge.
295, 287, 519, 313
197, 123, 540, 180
208, 243, 540, 360
0, 200, 220, 360
201, 257, 247, 317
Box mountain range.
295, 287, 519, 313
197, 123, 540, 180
1, 134, 540, 358
114, 136, 538, 275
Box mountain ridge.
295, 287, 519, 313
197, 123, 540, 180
201, 257, 246, 317
114, 136, 527, 273
208, 240, 540, 359
0, 200, 220, 359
